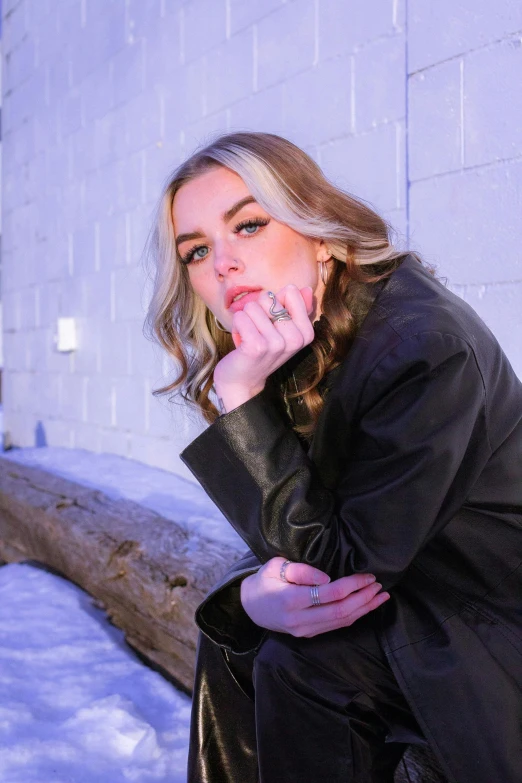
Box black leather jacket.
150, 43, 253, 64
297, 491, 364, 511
180, 255, 522, 783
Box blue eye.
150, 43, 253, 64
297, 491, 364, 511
180, 217, 270, 266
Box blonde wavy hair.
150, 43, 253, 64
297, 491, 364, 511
143, 131, 424, 438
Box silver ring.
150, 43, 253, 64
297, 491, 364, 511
280, 560, 291, 582
310, 585, 321, 606
267, 291, 292, 323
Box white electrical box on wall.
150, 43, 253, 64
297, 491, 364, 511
54, 318, 78, 352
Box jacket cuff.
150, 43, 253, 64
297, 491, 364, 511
195, 567, 268, 655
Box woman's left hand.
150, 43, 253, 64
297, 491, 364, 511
213, 285, 315, 412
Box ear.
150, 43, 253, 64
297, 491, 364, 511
314, 238, 332, 263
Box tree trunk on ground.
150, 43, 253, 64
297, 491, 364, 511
0, 456, 243, 693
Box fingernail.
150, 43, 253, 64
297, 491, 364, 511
380, 592, 390, 601
365, 575, 377, 585
316, 573, 330, 584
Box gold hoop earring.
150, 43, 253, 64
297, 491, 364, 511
212, 312, 230, 333
320, 260, 329, 286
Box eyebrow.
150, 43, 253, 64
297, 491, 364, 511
175, 195, 258, 247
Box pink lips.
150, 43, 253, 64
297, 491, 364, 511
227, 290, 262, 313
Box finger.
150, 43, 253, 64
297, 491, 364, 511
278, 561, 331, 586
292, 573, 378, 610
230, 309, 269, 353
299, 286, 314, 316
256, 287, 315, 344
299, 592, 390, 637
273, 285, 316, 338
240, 299, 304, 352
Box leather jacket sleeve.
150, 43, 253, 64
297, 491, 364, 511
181, 332, 491, 647
193, 550, 268, 654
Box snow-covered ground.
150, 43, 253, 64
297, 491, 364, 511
0, 445, 248, 783
0, 562, 192, 782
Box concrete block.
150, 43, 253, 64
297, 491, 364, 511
128, 320, 164, 379
229, 0, 282, 36
128, 431, 197, 481
181, 0, 227, 65
181, 113, 230, 161
3, 410, 38, 449
4, 38, 35, 91
147, 390, 180, 439
125, 0, 163, 42
3, 331, 28, 373
112, 39, 146, 107
142, 10, 182, 89
409, 159, 522, 284
452, 282, 522, 379
33, 371, 62, 418
72, 421, 102, 451
464, 38, 522, 167
122, 87, 163, 155
93, 106, 128, 169
40, 418, 75, 448
60, 372, 85, 421
72, 1, 126, 81
163, 56, 205, 127
127, 203, 158, 267
282, 55, 352, 148
59, 87, 83, 138
256, 0, 315, 91
319, 121, 403, 214
3, 2, 27, 52
114, 153, 144, 214
73, 317, 101, 375
205, 30, 254, 114
2, 292, 21, 331
408, 0, 522, 72
318, 0, 397, 60
112, 266, 148, 321
99, 427, 131, 457
97, 212, 128, 269
83, 271, 112, 322
18, 286, 37, 330
408, 59, 462, 181
26, 327, 48, 374
43, 232, 70, 283
72, 223, 97, 276
113, 375, 147, 431
85, 375, 113, 427
69, 125, 97, 181
142, 143, 177, 205
99, 320, 131, 376
80, 62, 115, 123
354, 35, 405, 132
229, 82, 285, 138
37, 281, 62, 328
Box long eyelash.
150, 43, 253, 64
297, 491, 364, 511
180, 217, 270, 265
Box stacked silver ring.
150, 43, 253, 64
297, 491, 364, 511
280, 560, 291, 582
267, 291, 292, 323
310, 585, 321, 606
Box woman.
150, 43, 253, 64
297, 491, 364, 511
144, 131, 522, 783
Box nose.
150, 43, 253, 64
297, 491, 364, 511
213, 244, 244, 278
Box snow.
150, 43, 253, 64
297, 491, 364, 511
0, 445, 246, 782
0, 562, 191, 782
1, 446, 244, 551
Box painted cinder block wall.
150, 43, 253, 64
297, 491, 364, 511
1, 0, 520, 482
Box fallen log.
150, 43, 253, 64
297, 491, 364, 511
0, 454, 243, 693
0, 453, 447, 781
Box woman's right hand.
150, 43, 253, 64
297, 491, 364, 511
240, 557, 390, 638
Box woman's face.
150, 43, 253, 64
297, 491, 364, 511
172, 166, 328, 331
